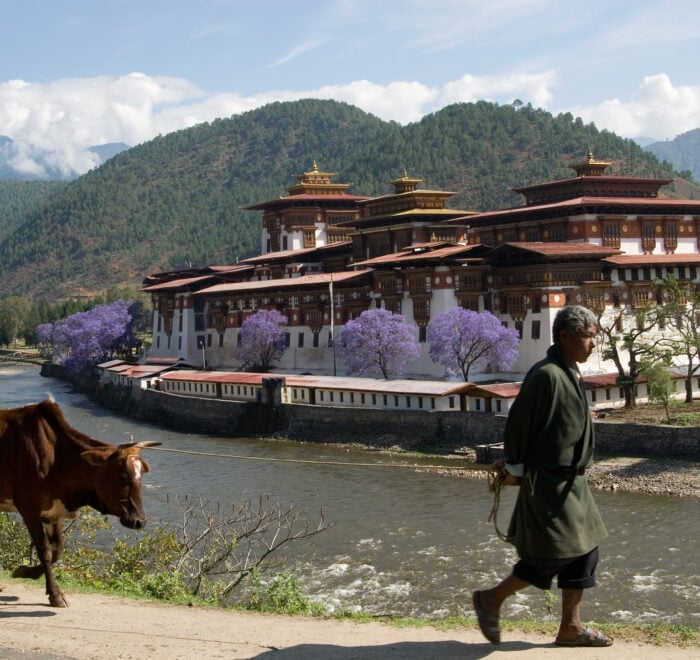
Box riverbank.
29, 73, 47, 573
325, 441, 700, 499
0, 581, 696, 659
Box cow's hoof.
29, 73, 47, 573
12, 565, 43, 580
49, 592, 69, 608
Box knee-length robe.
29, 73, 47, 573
504, 344, 608, 559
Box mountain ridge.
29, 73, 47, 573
0, 99, 694, 300
645, 128, 700, 182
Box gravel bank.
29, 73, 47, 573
447, 454, 700, 498
586, 456, 700, 498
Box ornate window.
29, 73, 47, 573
603, 220, 620, 249
303, 228, 316, 248
642, 221, 656, 253
664, 220, 678, 253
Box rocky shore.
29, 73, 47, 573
586, 456, 700, 498
326, 437, 700, 499
447, 454, 700, 499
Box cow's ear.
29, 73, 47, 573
140, 458, 151, 474
81, 449, 111, 466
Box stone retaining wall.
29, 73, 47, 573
594, 422, 699, 459
123, 387, 699, 459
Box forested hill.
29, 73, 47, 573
0, 180, 67, 241
645, 128, 700, 183
0, 99, 693, 300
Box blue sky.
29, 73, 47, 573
1, 0, 699, 176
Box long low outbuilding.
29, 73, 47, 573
97, 361, 700, 415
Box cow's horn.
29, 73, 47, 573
117, 440, 162, 449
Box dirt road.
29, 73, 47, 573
0, 581, 695, 659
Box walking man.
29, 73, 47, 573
473, 305, 613, 647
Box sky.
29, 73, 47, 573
1, 0, 699, 177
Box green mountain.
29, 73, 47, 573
0, 99, 692, 300
645, 128, 700, 183
0, 180, 67, 241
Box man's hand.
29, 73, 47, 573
491, 460, 522, 487
501, 471, 522, 486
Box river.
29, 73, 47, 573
1, 364, 698, 626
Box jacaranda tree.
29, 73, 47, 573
427, 308, 520, 381
234, 309, 288, 372
36, 300, 139, 377
338, 307, 419, 379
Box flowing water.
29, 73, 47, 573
1, 364, 698, 626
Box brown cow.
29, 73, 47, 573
0, 397, 160, 607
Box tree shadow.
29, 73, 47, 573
253, 640, 542, 658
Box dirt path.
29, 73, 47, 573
0, 582, 695, 659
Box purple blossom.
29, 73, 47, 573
36, 300, 138, 376
235, 309, 288, 371
338, 308, 419, 379
427, 308, 520, 381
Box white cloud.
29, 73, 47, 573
1, 69, 699, 177
571, 74, 700, 140
439, 71, 556, 110
0, 73, 202, 147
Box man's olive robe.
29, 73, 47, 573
504, 344, 608, 559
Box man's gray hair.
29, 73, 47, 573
552, 305, 598, 344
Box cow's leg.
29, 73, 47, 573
13, 522, 65, 579
46, 521, 65, 564
17, 516, 68, 607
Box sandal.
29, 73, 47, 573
555, 627, 613, 647
472, 590, 501, 644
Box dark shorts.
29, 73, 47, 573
513, 547, 599, 590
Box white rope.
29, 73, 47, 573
144, 444, 480, 471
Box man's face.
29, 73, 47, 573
560, 325, 598, 364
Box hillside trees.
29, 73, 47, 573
427, 308, 520, 381
234, 309, 288, 372
338, 308, 419, 379
0, 296, 29, 347
0, 99, 690, 299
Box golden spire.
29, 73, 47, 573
571, 149, 612, 177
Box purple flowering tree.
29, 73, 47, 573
338, 308, 419, 379
235, 309, 288, 372
427, 308, 520, 381
36, 300, 138, 376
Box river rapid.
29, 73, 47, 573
1, 365, 698, 627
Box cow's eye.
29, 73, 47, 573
119, 471, 129, 482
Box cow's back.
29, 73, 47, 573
0, 401, 69, 503
0, 400, 97, 500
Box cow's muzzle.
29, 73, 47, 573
120, 515, 147, 530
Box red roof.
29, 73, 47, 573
161, 371, 266, 384
110, 364, 173, 378
450, 195, 700, 224
468, 383, 521, 398
490, 242, 621, 258
161, 371, 472, 396
603, 253, 700, 266
353, 243, 481, 266
244, 193, 368, 210
240, 242, 351, 265
141, 275, 215, 292
197, 269, 373, 295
